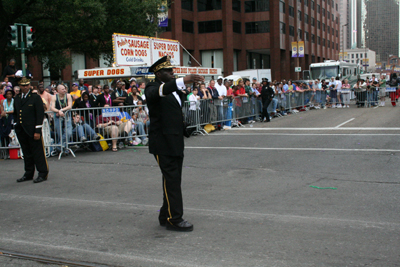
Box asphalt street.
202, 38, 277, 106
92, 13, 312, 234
1, 105, 399, 267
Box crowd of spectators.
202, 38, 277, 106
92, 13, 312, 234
1, 56, 400, 157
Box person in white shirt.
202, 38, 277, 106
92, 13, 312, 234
214, 76, 227, 124
188, 87, 200, 126
334, 76, 343, 108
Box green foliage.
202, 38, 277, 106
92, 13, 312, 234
0, 0, 162, 75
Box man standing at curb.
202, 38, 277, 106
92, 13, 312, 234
14, 78, 49, 184
145, 56, 204, 232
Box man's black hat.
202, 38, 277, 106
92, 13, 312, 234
262, 78, 269, 82
149, 55, 174, 73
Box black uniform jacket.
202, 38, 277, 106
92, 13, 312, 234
145, 78, 186, 157
261, 86, 275, 103
13, 91, 45, 137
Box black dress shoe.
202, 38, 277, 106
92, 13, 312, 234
17, 176, 33, 183
166, 220, 193, 232
33, 177, 47, 183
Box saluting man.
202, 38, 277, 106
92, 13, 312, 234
14, 77, 49, 183
145, 56, 204, 232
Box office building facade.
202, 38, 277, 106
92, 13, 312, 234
160, 0, 341, 80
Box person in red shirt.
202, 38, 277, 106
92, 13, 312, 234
0, 85, 6, 101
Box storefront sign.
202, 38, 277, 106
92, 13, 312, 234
113, 34, 180, 67
173, 67, 221, 75
77, 67, 131, 79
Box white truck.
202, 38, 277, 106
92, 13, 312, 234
232, 69, 272, 82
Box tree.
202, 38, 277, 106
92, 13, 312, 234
0, 0, 162, 79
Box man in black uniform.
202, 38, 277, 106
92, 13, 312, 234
145, 56, 204, 232
261, 78, 274, 122
13, 77, 49, 183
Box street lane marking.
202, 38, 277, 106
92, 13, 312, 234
228, 127, 400, 131
186, 146, 400, 153
335, 118, 355, 128
1, 193, 399, 228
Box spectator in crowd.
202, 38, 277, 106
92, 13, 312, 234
225, 81, 233, 97
207, 80, 219, 123
198, 83, 211, 99
46, 80, 57, 93
50, 84, 73, 154
379, 75, 387, 107
321, 80, 328, 109
334, 76, 343, 108
2, 59, 17, 87
215, 76, 227, 123
0, 85, 5, 101
251, 82, 261, 117
341, 79, 351, 108
129, 77, 137, 89
354, 79, 367, 107
127, 85, 143, 106
112, 81, 128, 106
370, 74, 379, 106
2, 77, 12, 88
73, 91, 96, 127
328, 77, 337, 108
90, 85, 100, 107
87, 85, 93, 94
0, 88, 15, 146
25, 63, 33, 79
71, 112, 100, 142
78, 79, 88, 92
98, 85, 112, 107
14, 86, 20, 95
38, 83, 52, 111
132, 100, 149, 145
137, 81, 146, 96
389, 72, 398, 107
70, 82, 82, 105
234, 80, 248, 121
96, 104, 133, 151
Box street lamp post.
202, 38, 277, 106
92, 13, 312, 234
342, 23, 348, 62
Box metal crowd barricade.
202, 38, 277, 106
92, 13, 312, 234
60, 105, 149, 158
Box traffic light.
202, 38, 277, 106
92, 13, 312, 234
26, 26, 36, 49
8, 25, 18, 48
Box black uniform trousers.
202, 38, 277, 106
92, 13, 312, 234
155, 154, 184, 225
17, 129, 49, 179
262, 98, 272, 122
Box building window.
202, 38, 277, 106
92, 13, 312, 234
322, 8, 325, 16
352, 54, 354, 58
351, 60, 354, 63
327, 26, 330, 34
311, 0, 315, 10
304, 0, 308, 6
332, 14, 334, 21
233, 20, 241, 33
317, 20, 321, 29
311, 34, 315, 43
289, 6, 294, 17
323, 23, 325, 31
305, 31, 309, 41
244, 0, 269, 12
298, 11, 302, 21
298, 28, 302, 38
336, 30, 338, 37
233, 0, 241, 12
365, 53, 367, 58
198, 0, 222, 11
327, 11, 330, 19
245, 21, 270, 33
328, 40, 330, 48
336, 43, 338, 50
318, 36, 321, 44
311, 17, 315, 26
289, 25, 295, 36
317, 4, 320, 13
198, 20, 222, 33
280, 22, 286, 34
304, 14, 309, 24
182, 0, 193, 11
336, 3, 338, 11
356, 54, 358, 58
279, 0, 285, 13
182, 19, 194, 33
360, 53, 363, 58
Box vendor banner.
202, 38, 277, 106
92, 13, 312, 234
112, 34, 181, 67
173, 67, 221, 75
298, 41, 305, 57
291, 42, 298, 58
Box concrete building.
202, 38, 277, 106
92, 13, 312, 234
364, 0, 399, 62
160, 0, 341, 80
345, 47, 375, 72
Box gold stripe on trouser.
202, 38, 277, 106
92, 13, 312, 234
41, 136, 49, 179
156, 155, 172, 224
